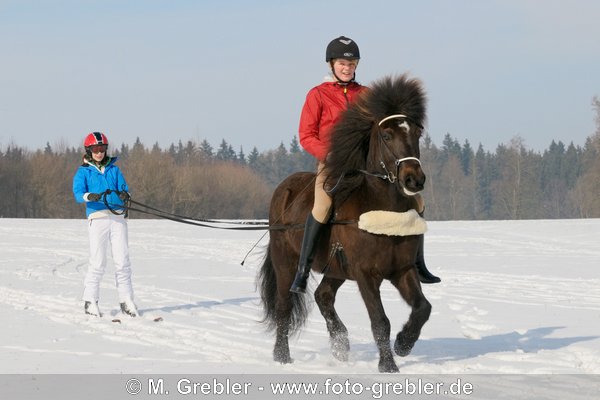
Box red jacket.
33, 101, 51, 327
299, 80, 366, 161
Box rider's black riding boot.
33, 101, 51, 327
415, 235, 441, 284
290, 214, 326, 294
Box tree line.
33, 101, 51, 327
1, 99, 599, 220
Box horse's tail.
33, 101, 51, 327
258, 245, 309, 335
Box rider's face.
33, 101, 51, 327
332, 59, 358, 82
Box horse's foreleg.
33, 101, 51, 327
315, 276, 349, 361
391, 268, 431, 357
356, 275, 398, 373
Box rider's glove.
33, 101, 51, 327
87, 193, 101, 202
118, 191, 130, 201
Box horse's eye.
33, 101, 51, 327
382, 131, 392, 141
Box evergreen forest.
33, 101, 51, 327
2, 98, 599, 220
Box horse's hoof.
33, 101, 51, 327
331, 335, 350, 361
332, 348, 349, 362
378, 360, 399, 373
394, 340, 414, 357
275, 356, 293, 364
273, 350, 293, 364
394, 332, 416, 357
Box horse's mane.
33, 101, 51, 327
324, 74, 427, 206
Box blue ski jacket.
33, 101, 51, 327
72, 157, 130, 218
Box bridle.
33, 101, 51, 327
367, 114, 422, 185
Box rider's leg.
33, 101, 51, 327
290, 163, 331, 294
414, 194, 441, 284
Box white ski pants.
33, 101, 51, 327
83, 215, 134, 303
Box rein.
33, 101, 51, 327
100, 190, 271, 231
101, 188, 357, 229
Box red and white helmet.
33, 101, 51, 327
84, 132, 109, 148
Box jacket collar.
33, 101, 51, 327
83, 155, 117, 172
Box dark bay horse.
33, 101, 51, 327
258, 74, 431, 373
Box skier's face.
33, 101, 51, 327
90, 145, 107, 162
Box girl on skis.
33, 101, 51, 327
72, 132, 139, 317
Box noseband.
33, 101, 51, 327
375, 114, 421, 184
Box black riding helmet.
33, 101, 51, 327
325, 36, 360, 62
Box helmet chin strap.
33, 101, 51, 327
331, 71, 356, 85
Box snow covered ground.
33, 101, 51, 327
1, 218, 599, 398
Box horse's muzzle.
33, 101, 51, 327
399, 163, 426, 196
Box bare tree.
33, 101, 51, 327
569, 97, 600, 217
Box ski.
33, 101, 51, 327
111, 315, 163, 324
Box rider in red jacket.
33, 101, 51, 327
290, 36, 364, 293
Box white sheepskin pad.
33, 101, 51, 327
358, 209, 428, 236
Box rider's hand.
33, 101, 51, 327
118, 191, 130, 201
87, 193, 101, 202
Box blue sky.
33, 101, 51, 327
1, 0, 599, 153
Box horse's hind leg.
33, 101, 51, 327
356, 275, 398, 373
390, 268, 431, 357
268, 253, 297, 364
315, 276, 349, 361
273, 292, 293, 364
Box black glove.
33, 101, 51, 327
118, 191, 130, 201
87, 193, 101, 202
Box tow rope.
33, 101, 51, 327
100, 190, 270, 230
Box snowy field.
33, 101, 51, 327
1, 218, 599, 398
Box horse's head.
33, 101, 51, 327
372, 112, 426, 196
324, 74, 428, 203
